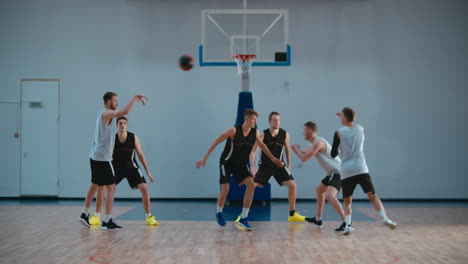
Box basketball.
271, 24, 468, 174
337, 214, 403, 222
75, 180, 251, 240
179, 54, 194, 71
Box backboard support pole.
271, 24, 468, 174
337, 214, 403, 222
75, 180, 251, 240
242, 0, 249, 92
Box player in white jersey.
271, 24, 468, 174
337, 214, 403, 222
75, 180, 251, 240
331, 107, 397, 235
291, 121, 346, 231
79, 92, 148, 229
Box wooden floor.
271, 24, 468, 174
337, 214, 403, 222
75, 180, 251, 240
1, 205, 468, 264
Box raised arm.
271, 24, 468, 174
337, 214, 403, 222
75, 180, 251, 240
292, 140, 324, 162
134, 135, 153, 183
249, 132, 263, 175
196, 127, 236, 168
331, 131, 340, 158
102, 94, 149, 123
284, 132, 292, 170
255, 130, 284, 168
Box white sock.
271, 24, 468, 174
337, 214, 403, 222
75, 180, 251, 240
241, 208, 250, 218
104, 214, 111, 222
345, 215, 352, 225
217, 206, 223, 213
378, 209, 388, 220
145, 213, 152, 218
316, 216, 322, 221
94, 212, 101, 218
83, 207, 90, 215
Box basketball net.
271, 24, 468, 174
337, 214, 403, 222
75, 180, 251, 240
233, 54, 256, 75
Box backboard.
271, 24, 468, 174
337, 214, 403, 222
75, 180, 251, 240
200, 9, 291, 67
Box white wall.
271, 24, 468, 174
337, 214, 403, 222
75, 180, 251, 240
0, 0, 466, 198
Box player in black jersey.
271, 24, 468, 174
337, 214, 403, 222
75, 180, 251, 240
113, 117, 159, 226
249, 112, 305, 222
196, 109, 283, 231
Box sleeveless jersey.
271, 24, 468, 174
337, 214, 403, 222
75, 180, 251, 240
113, 132, 140, 169
259, 128, 286, 168
314, 137, 341, 175
337, 124, 369, 179
89, 109, 116, 161
220, 125, 257, 165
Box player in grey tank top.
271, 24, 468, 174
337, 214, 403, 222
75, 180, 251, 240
79, 92, 149, 229
291, 121, 346, 231
331, 107, 397, 235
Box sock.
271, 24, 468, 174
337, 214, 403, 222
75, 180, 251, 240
241, 208, 250, 218
94, 212, 101, 218
378, 209, 388, 220
345, 215, 352, 225
316, 216, 322, 221
104, 214, 111, 222
217, 206, 223, 213
145, 213, 152, 218
83, 207, 90, 215
289, 210, 295, 216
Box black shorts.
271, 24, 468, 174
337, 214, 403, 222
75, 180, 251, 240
219, 160, 252, 185
115, 168, 146, 190
320, 172, 341, 191
90, 158, 115, 186
341, 173, 376, 198
254, 166, 294, 186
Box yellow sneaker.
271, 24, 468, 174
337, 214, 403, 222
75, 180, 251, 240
89, 215, 101, 226
234, 215, 241, 223
288, 212, 306, 222
146, 215, 160, 226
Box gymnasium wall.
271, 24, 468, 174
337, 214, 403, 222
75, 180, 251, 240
0, 0, 466, 199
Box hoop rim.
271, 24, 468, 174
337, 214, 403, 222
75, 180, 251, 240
232, 54, 257, 61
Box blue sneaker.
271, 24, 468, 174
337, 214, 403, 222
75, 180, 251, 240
216, 212, 226, 226
236, 217, 252, 231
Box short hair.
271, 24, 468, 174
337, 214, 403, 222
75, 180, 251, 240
304, 121, 317, 132
244, 109, 258, 118
116, 116, 127, 124
269, 111, 280, 121
103, 92, 117, 104
342, 107, 355, 122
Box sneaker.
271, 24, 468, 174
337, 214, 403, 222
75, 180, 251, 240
216, 212, 226, 227
335, 222, 346, 232
101, 218, 122, 230
383, 218, 397, 230
89, 214, 101, 226
236, 217, 252, 231
146, 215, 159, 226
234, 215, 241, 223
79, 213, 90, 227
342, 224, 355, 235
305, 216, 322, 227
288, 212, 306, 222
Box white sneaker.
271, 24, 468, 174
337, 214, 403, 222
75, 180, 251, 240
383, 218, 397, 230
342, 224, 354, 235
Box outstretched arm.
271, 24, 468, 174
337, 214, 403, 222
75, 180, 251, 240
134, 135, 153, 183
196, 127, 236, 168
331, 131, 340, 158
256, 130, 284, 168
292, 140, 324, 162
249, 132, 263, 176
102, 94, 149, 124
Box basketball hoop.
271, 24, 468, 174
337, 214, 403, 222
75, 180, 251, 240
233, 54, 256, 75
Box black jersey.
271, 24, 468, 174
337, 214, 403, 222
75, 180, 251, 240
113, 132, 140, 169
259, 128, 286, 168
220, 125, 257, 165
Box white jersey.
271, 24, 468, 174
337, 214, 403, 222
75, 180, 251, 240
89, 109, 117, 161
314, 137, 341, 175
338, 124, 369, 179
